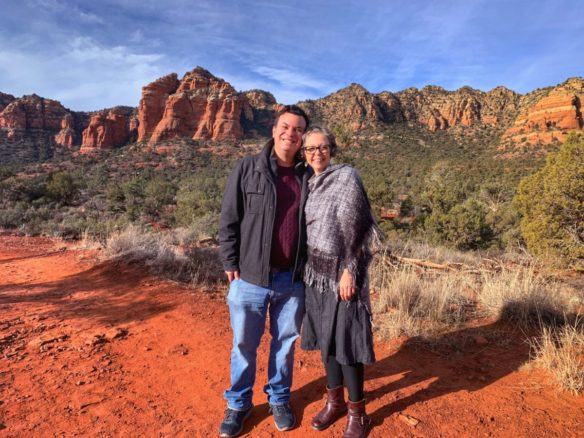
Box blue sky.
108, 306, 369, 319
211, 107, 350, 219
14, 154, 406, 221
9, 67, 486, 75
0, 0, 582, 111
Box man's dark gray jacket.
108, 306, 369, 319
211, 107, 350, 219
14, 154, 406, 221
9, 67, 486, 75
219, 140, 310, 288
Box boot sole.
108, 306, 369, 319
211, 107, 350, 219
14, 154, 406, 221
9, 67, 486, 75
310, 410, 348, 431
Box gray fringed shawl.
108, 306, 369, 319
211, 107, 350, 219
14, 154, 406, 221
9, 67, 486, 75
304, 164, 379, 297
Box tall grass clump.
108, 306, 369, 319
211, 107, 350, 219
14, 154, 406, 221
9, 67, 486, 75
529, 322, 584, 394
371, 250, 475, 339
478, 267, 580, 326
105, 225, 224, 287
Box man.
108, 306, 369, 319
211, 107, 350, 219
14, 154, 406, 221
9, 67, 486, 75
218, 105, 310, 437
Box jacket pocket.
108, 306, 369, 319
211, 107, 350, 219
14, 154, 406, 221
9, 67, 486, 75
245, 181, 264, 214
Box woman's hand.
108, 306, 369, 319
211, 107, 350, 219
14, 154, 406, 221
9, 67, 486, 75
339, 269, 356, 301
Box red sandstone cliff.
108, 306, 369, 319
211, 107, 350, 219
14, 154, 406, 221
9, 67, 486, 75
502, 77, 584, 146
0, 94, 71, 141
80, 107, 137, 153
2, 71, 584, 161
138, 67, 245, 143
137, 73, 180, 142
299, 83, 519, 134
54, 113, 76, 148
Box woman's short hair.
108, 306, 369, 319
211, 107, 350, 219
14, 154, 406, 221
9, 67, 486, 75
302, 126, 338, 157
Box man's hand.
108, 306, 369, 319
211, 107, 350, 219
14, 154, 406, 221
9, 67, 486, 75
339, 269, 355, 301
225, 270, 240, 282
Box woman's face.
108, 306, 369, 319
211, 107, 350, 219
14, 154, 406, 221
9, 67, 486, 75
303, 132, 331, 175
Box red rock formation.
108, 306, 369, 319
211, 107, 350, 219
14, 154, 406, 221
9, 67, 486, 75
300, 82, 520, 136
54, 114, 76, 148
0, 92, 15, 113
396, 85, 519, 132
0, 94, 70, 140
299, 84, 393, 131
502, 78, 584, 145
80, 107, 136, 152
138, 67, 245, 144
137, 73, 179, 142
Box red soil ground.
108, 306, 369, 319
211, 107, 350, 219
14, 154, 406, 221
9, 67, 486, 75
1, 236, 583, 437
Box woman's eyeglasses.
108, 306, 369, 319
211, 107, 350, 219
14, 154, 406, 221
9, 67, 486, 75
303, 145, 330, 154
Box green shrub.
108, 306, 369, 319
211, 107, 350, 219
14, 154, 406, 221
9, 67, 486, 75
514, 132, 584, 266
175, 175, 223, 227
46, 171, 79, 203
425, 199, 492, 250
144, 177, 176, 216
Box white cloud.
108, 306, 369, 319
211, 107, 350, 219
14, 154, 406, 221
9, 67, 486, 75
67, 37, 163, 64
252, 66, 333, 92
0, 35, 167, 110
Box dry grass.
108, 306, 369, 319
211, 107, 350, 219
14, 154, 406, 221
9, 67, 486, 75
371, 249, 476, 339
371, 240, 584, 393
529, 322, 584, 394
372, 242, 583, 335
73, 229, 103, 250
384, 238, 484, 266
104, 225, 224, 287
479, 267, 582, 326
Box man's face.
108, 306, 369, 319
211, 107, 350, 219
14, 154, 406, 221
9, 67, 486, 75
272, 112, 307, 157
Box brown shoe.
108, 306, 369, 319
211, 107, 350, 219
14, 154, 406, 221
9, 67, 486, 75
343, 399, 371, 438
311, 385, 347, 431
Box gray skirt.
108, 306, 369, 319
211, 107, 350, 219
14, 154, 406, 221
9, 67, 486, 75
300, 284, 375, 365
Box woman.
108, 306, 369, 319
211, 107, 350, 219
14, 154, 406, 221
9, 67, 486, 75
300, 126, 378, 438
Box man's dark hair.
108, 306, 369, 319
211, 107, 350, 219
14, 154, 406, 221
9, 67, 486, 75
273, 105, 310, 132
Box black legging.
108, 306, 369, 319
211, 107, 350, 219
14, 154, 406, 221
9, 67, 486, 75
324, 355, 364, 402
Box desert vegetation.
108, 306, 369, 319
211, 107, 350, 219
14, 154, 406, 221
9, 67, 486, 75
1, 124, 582, 395
369, 240, 583, 394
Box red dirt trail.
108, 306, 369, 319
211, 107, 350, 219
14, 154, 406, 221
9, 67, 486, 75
1, 236, 583, 437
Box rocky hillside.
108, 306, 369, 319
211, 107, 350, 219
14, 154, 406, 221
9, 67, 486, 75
1, 68, 582, 164
298, 83, 521, 134
501, 77, 583, 146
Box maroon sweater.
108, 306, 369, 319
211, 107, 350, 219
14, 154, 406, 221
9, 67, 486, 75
270, 165, 301, 269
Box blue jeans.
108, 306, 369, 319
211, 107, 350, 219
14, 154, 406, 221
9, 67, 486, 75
224, 272, 305, 410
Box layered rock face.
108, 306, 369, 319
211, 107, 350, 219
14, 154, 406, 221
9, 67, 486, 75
80, 107, 137, 153
299, 83, 519, 134
137, 73, 180, 142
502, 77, 584, 145
396, 86, 519, 132
2, 70, 584, 162
138, 67, 245, 143
0, 94, 71, 141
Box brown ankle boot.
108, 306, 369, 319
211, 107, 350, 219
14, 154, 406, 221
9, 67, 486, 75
343, 399, 370, 438
311, 386, 347, 431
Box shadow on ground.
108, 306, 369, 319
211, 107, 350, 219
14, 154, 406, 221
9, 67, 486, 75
0, 260, 177, 325
293, 318, 533, 432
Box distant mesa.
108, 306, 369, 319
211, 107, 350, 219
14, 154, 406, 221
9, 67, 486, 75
1, 67, 583, 161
